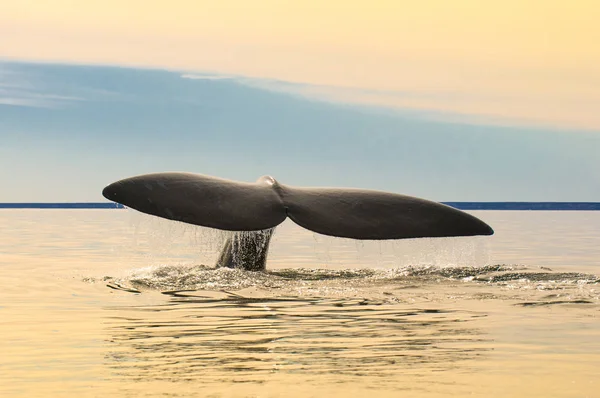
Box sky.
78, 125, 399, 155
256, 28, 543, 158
2, 0, 598, 129
0, 1, 599, 201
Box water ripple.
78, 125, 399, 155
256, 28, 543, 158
105, 293, 490, 387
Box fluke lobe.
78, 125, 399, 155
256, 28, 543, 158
103, 172, 493, 271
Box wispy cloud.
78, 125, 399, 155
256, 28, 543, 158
180, 73, 235, 81
0, 65, 83, 108
181, 73, 595, 131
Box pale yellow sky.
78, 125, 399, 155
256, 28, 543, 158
1, 0, 599, 129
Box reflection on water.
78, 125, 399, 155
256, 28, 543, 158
106, 294, 488, 386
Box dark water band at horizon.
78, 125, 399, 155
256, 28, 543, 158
0, 202, 599, 210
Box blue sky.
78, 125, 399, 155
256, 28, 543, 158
1, 61, 599, 202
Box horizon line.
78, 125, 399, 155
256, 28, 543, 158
1, 202, 599, 211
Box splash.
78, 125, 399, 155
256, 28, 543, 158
101, 263, 600, 307
104, 209, 600, 307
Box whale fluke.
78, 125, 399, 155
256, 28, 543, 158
282, 186, 493, 239
103, 172, 493, 270
102, 173, 286, 231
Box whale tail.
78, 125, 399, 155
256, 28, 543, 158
102, 172, 493, 270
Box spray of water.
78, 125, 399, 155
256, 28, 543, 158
124, 208, 492, 270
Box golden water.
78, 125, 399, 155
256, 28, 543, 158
1, 210, 599, 397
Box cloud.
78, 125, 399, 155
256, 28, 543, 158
181, 73, 235, 81
180, 73, 596, 131
0, 65, 83, 108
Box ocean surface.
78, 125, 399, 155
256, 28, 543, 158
1, 209, 599, 397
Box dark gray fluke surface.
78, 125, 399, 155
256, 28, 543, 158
103, 173, 286, 231
102, 172, 493, 239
